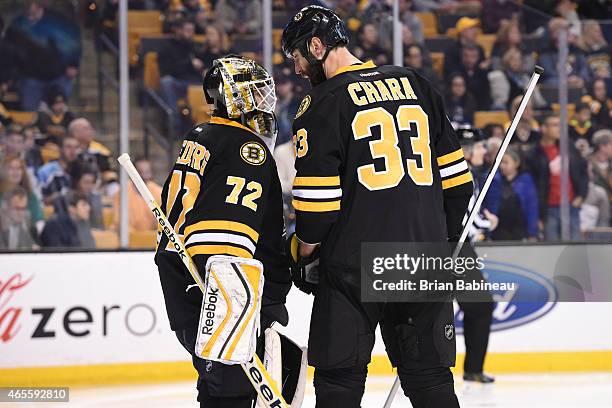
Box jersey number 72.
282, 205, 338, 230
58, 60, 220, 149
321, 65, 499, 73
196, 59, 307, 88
352, 105, 433, 191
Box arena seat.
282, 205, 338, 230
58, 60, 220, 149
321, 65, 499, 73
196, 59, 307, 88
476, 34, 497, 58
552, 103, 576, 118
102, 208, 115, 230
187, 86, 211, 124
415, 12, 438, 38
126, 11, 163, 66
92, 230, 120, 249
129, 230, 157, 249
474, 110, 510, 128
273, 29, 283, 50
430, 52, 444, 78
7, 111, 36, 125
143, 52, 161, 91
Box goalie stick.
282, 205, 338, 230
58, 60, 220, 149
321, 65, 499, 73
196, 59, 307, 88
382, 65, 544, 408
117, 154, 290, 408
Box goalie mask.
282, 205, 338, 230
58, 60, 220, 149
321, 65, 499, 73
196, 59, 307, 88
203, 56, 278, 150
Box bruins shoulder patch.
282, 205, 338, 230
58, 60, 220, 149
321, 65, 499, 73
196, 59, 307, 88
295, 95, 311, 119
240, 141, 266, 165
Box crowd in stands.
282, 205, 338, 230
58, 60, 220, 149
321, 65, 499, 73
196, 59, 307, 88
1, 0, 612, 250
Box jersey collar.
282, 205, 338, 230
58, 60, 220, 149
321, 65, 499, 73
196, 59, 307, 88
331, 60, 377, 78
209, 116, 256, 135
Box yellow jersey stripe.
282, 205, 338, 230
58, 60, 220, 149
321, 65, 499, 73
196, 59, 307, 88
209, 116, 256, 135
437, 149, 465, 166
292, 199, 341, 212
332, 60, 376, 77
185, 220, 259, 243
293, 176, 341, 187
441, 172, 473, 190
187, 244, 253, 259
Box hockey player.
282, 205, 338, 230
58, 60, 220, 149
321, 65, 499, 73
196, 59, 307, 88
282, 6, 472, 408
154, 56, 292, 407
455, 128, 496, 383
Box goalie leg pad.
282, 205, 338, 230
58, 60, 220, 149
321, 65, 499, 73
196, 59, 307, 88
256, 328, 308, 408
196, 255, 265, 364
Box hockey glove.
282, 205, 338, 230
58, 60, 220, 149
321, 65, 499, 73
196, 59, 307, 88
286, 233, 319, 295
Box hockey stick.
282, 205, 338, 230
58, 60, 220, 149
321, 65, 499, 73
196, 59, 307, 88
382, 66, 544, 408
117, 154, 290, 408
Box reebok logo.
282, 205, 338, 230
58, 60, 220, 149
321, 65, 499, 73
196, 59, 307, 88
201, 287, 219, 336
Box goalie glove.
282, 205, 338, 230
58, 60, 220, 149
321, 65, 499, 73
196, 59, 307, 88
286, 233, 319, 295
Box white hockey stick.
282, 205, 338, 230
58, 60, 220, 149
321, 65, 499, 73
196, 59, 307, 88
382, 66, 544, 408
117, 154, 290, 408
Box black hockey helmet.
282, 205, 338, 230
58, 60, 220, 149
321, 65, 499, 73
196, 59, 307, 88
456, 126, 485, 147
281, 5, 349, 60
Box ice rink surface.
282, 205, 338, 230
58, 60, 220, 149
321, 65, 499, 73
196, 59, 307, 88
5, 373, 612, 407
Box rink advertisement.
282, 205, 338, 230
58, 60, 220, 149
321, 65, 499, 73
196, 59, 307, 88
1, 246, 612, 385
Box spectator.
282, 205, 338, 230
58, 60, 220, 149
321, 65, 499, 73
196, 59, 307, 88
2, 125, 26, 158
22, 125, 45, 171
113, 158, 162, 231
580, 162, 610, 231
0, 187, 39, 250
71, 165, 104, 230
489, 48, 546, 110
458, 128, 499, 241
351, 23, 389, 66
444, 73, 477, 128
569, 102, 595, 156
68, 118, 112, 175
0, 155, 44, 231
444, 17, 487, 77
5, 0, 81, 110
525, 114, 588, 241
0, 16, 18, 93
458, 44, 491, 110
199, 25, 227, 68
215, 0, 262, 36
40, 191, 95, 248
579, 20, 611, 81
365, 0, 424, 51
34, 87, 76, 143
158, 19, 206, 133
274, 75, 299, 146
507, 96, 541, 157
581, 79, 612, 130
489, 48, 527, 110
491, 19, 536, 71
176, 0, 207, 22
481, 0, 521, 34
483, 123, 504, 141
589, 129, 612, 204
554, 0, 581, 39
405, 44, 441, 90
334, 0, 362, 39
37, 135, 79, 205
538, 18, 588, 88
494, 147, 539, 240
1, 125, 41, 188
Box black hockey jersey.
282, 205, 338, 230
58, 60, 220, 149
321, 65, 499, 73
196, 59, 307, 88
156, 117, 290, 330
291, 61, 473, 269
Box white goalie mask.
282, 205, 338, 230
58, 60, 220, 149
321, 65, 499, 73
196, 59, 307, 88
204, 56, 278, 150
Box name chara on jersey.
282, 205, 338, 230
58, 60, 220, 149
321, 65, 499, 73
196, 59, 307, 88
347, 76, 418, 107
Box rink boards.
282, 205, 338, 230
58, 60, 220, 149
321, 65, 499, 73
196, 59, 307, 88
1, 244, 612, 386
